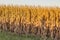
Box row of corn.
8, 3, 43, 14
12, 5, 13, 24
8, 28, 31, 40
0, 5, 60, 40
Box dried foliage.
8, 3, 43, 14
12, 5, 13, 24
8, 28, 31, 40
0, 5, 60, 40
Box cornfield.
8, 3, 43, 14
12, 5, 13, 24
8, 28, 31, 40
0, 5, 60, 40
